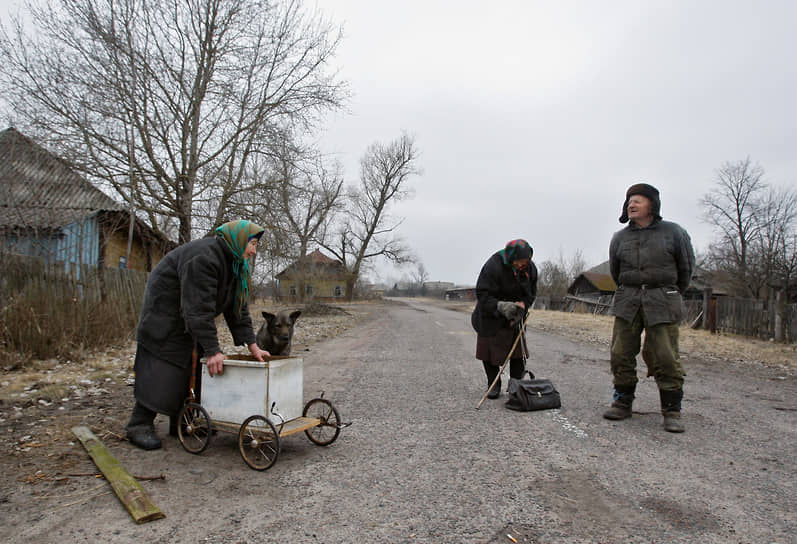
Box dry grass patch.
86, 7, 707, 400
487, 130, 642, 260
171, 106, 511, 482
421, 299, 796, 371
531, 309, 796, 370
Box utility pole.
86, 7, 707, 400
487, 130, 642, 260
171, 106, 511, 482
124, 118, 135, 269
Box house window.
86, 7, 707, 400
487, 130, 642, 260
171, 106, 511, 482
289, 285, 297, 296
334, 285, 342, 297
305, 284, 313, 296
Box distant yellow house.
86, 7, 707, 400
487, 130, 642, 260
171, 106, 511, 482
276, 249, 348, 302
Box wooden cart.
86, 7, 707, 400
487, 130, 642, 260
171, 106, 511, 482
176, 353, 345, 470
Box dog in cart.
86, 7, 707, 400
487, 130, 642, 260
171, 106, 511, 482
256, 310, 301, 356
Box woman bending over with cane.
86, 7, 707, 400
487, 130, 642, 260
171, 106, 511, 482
471, 239, 538, 399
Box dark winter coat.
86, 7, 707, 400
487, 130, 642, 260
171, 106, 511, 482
136, 236, 257, 368
471, 251, 538, 337
609, 218, 695, 327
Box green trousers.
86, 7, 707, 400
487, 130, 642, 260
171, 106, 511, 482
610, 310, 684, 392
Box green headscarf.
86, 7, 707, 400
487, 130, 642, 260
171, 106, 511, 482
215, 220, 265, 316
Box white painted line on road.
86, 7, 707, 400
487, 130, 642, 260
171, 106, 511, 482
550, 410, 588, 438
435, 321, 443, 327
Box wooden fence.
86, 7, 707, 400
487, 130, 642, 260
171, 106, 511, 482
2, 254, 149, 311
1, 254, 150, 352
550, 291, 796, 343
709, 296, 796, 342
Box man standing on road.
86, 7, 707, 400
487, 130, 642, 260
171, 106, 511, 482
471, 239, 538, 399
604, 184, 695, 433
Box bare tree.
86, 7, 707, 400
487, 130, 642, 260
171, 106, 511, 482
700, 157, 766, 296
321, 133, 421, 300
260, 142, 344, 301
537, 248, 586, 297
0, 0, 347, 243
774, 232, 797, 341
537, 260, 569, 297
271, 147, 343, 258
410, 262, 430, 296
755, 186, 797, 341
700, 158, 797, 340
754, 186, 797, 289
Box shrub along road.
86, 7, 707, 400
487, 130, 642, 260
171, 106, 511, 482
0, 299, 794, 543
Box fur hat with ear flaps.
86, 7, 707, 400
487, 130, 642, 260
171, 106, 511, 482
619, 183, 661, 223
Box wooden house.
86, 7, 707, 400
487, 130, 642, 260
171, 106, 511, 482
444, 287, 476, 301
568, 270, 617, 298
0, 128, 174, 271
275, 249, 348, 302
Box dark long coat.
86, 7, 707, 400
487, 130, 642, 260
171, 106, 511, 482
134, 236, 257, 415
471, 251, 537, 335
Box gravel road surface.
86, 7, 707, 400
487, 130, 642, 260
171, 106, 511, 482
1, 299, 794, 543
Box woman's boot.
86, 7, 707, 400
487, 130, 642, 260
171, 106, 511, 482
125, 402, 162, 450
483, 361, 501, 399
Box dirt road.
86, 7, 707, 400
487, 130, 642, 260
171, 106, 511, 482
1, 299, 794, 543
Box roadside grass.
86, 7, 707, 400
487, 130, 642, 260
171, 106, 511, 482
425, 298, 796, 370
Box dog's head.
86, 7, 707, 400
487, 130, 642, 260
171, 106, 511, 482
260, 310, 301, 344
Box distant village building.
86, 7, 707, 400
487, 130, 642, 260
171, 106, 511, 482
0, 127, 174, 271
445, 286, 476, 301
424, 281, 454, 292
276, 249, 347, 302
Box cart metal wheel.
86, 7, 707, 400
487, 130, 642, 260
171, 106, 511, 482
303, 398, 341, 446
177, 402, 212, 454
238, 415, 280, 471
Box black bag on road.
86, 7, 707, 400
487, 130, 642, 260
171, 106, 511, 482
505, 377, 561, 411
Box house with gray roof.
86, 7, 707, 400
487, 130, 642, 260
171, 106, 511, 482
0, 127, 173, 271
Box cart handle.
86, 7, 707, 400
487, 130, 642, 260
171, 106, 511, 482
270, 402, 286, 433
188, 347, 199, 403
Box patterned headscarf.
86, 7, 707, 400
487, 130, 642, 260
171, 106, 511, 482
499, 239, 533, 280
215, 220, 265, 316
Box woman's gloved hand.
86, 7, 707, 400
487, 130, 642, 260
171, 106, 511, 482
497, 301, 523, 322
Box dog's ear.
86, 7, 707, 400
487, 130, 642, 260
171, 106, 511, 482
262, 311, 275, 323
290, 310, 301, 323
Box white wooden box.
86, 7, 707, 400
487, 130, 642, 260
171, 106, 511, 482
200, 355, 303, 425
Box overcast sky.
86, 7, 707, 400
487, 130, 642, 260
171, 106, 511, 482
2, 1, 795, 286
314, 0, 797, 286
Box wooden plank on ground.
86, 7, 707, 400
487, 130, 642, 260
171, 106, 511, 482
71, 426, 165, 524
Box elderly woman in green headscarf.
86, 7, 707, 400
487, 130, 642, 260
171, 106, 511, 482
126, 220, 271, 451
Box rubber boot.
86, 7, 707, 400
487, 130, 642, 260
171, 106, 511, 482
169, 415, 178, 437
483, 361, 501, 399
603, 385, 635, 420
126, 402, 162, 450
660, 389, 685, 433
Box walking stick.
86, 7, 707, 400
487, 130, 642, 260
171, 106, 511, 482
476, 309, 533, 410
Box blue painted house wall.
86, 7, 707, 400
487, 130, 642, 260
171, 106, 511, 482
54, 213, 102, 267
2, 213, 102, 268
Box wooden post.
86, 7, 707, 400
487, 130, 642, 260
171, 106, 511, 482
72, 426, 165, 524
702, 288, 712, 330
774, 290, 784, 343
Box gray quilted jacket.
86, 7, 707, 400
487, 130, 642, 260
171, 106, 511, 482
609, 218, 695, 326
